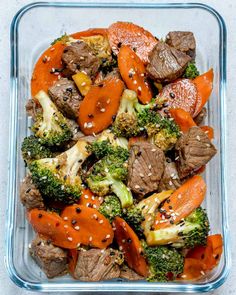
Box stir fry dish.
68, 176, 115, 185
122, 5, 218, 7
20, 21, 223, 282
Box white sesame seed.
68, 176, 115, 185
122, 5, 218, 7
206, 143, 211, 147
137, 86, 142, 91
105, 168, 109, 173
119, 246, 123, 251
175, 156, 180, 160
200, 271, 205, 276
47, 56, 51, 62
140, 73, 145, 77
135, 184, 140, 189
57, 74, 61, 80
112, 46, 116, 50
122, 239, 126, 243
105, 234, 111, 239
139, 173, 144, 177
28, 243, 32, 249
177, 194, 182, 199
181, 275, 187, 278
80, 56, 85, 60
77, 243, 81, 247
169, 180, 173, 186
93, 204, 97, 209
50, 47, 55, 51
148, 216, 152, 221
84, 195, 89, 199
64, 225, 68, 228
74, 226, 80, 230
101, 249, 105, 253
107, 99, 111, 104
68, 237, 73, 241
196, 135, 201, 141
100, 108, 106, 112
161, 215, 165, 220
86, 122, 94, 129
155, 220, 159, 225
93, 214, 98, 219
148, 172, 152, 177
148, 164, 152, 169
89, 236, 93, 242
81, 82, 86, 86
84, 122, 88, 128
133, 80, 137, 85
99, 220, 104, 224
151, 148, 156, 152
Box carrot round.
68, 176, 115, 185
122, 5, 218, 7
108, 21, 158, 64
179, 258, 206, 280
61, 204, 114, 249
193, 69, 214, 117
28, 209, 82, 249
113, 217, 148, 277
200, 126, 214, 140
118, 45, 152, 104
154, 175, 206, 230
78, 77, 124, 135
77, 188, 101, 208
169, 108, 196, 132
158, 79, 198, 116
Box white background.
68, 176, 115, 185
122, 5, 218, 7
0, 0, 235, 294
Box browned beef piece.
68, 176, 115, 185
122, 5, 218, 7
146, 42, 191, 83
166, 31, 196, 59
73, 248, 122, 281
62, 41, 100, 79
25, 99, 42, 120
48, 78, 82, 119
20, 175, 45, 210
30, 235, 68, 278
194, 107, 207, 126
175, 126, 217, 179
120, 264, 144, 281
128, 142, 165, 198
158, 161, 181, 192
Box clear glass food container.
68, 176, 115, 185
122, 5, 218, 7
6, 1, 230, 292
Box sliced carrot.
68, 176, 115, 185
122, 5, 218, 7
61, 204, 114, 249
179, 258, 207, 280
154, 175, 206, 230
71, 28, 108, 39
118, 45, 152, 104
193, 69, 214, 117
28, 209, 82, 249
128, 135, 148, 148
158, 79, 198, 116
200, 126, 214, 140
108, 21, 158, 64
68, 249, 79, 276
113, 217, 148, 277
78, 77, 124, 135
77, 188, 101, 208
169, 108, 196, 132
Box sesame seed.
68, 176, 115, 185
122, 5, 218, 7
139, 173, 144, 177
89, 236, 93, 242
140, 73, 145, 77
148, 164, 152, 169
50, 47, 55, 51
133, 80, 137, 85
105, 168, 109, 173
99, 220, 104, 224
86, 122, 94, 129
68, 237, 73, 241
64, 225, 68, 228
175, 156, 180, 160
93, 214, 98, 220
84, 195, 89, 199
155, 220, 159, 224
200, 271, 205, 276
77, 243, 81, 247
181, 275, 187, 278
84, 122, 88, 128
28, 243, 32, 249
107, 99, 111, 104
196, 135, 201, 141
119, 246, 123, 251
206, 143, 211, 147
93, 204, 97, 209
137, 86, 142, 91
74, 226, 80, 230
151, 148, 156, 152
100, 108, 106, 112
135, 185, 140, 189
177, 194, 182, 199
81, 82, 86, 86
80, 56, 85, 60
148, 172, 152, 177
169, 180, 173, 186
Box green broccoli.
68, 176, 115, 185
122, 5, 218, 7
183, 62, 200, 79
29, 139, 90, 204
86, 153, 133, 208
98, 129, 129, 149
31, 90, 72, 147
122, 206, 145, 238
21, 135, 53, 163
146, 207, 210, 249
99, 195, 122, 222
144, 245, 184, 282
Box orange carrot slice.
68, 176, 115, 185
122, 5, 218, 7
200, 126, 214, 140
61, 204, 114, 249
118, 45, 152, 104
154, 175, 206, 230
193, 69, 214, 117
108, 21, 158, 64
169, 108, 196, 132
179, 258, 207, 280
113, 217, 148, 277
78, 77, 124, 135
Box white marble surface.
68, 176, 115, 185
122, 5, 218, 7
1, 0, 235, 294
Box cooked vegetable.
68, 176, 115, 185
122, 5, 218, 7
169, 108, 196, 133
99, 195, 122, 222
77, 188, 101, 208
98, 129, 129, 150
118, 45, 152, 104
21, 135, 53, 163
31, 91, 72, 146
144, 244, 184, 282
180, 258, 206, 280
61, 204, 114, 248
86, 153, 133, 208
183, 62, 199, 79
68, 249, 79, 276
29, 139, 90, 204
113, 217, 148, 276
122, 206, 145, 238
193, 69, 214, 117
147, 207, 210, 248
78, 77, 124, 135
108, 21, 158, 64
200, 125, 214, 140
72, 72, 92, 96
154, 175, 206, 230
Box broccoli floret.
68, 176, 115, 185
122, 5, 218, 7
122, 206, 145, 238
31, 91, 72, 147
21, 135, 53, 163
29, 139, 90, 204
99, 195, 122, 222
98, 129, 129, 150
183, 62, 200, 79
86, 154, 133, 208
146, 207, 210, 248
144, 245, 184, 282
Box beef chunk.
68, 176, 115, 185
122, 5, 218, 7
158, 161, 181, 192
73, 248, 121, 281
20, 175, 45, 210
194, 107, 207, 126
146, 42, 191, 83
175, 126, 217, 179
25, 99, 42, 120
120, 264, 144, 281
48, 78, 82, 119
30, 235, 68, 278
166, 31, 196, 59
128, 142, 165, 198
62, 41, 100, 79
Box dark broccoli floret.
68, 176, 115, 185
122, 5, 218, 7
86, 153, 133, 208
144, 245, 184, 282
146, 207, 210, 249
99, 195, 122, 222
29, 139, 90, 204
31, 91, 72, 147
21, 135, 53, 163
122, 206, 145, 238
183, 62, 200, 79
